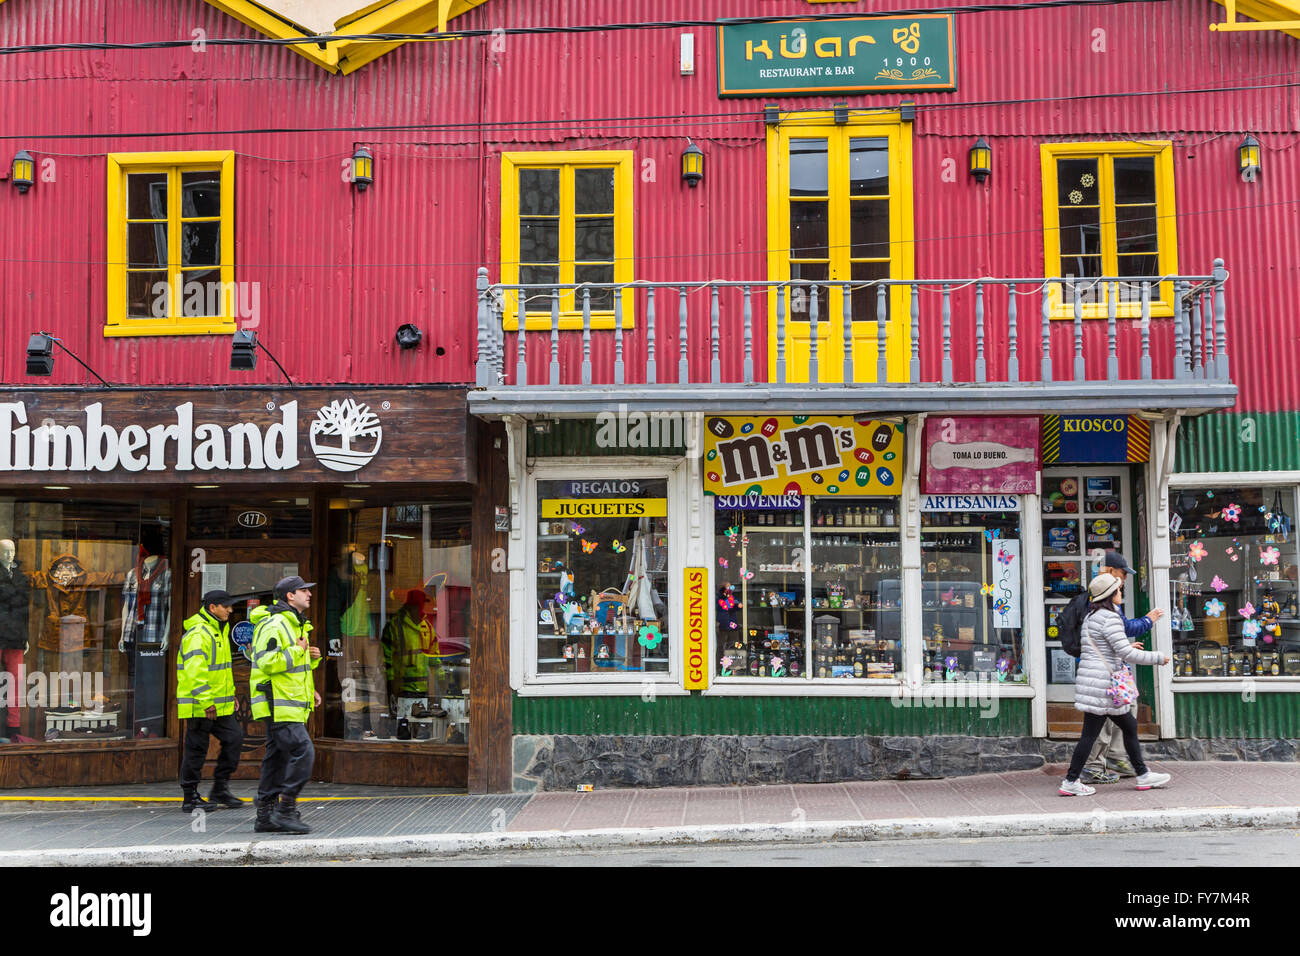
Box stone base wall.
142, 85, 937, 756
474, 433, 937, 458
512, 734, 1300, 792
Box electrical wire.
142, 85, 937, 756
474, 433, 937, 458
0, 0, 1179, 56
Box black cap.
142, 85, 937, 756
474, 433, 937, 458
202, 589, 238, 607
1103, 550, 1135, 575
274, 575, 316, 598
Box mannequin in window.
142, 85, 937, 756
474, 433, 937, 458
0, 539, 29, 742
120, 528, 171, 739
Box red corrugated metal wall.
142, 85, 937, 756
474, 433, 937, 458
0, 0, 1296, 405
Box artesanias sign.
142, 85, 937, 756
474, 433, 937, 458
0, 389, 470, 484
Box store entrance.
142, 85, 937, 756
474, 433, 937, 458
183, 545, 314, 779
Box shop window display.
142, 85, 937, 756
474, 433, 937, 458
713, 495, 902, 680
0, 498, 172, 744
323, 501, 471, 743
920, 505, 1027, 683
1167, 487, 1300, 678
535, 478, 670, 675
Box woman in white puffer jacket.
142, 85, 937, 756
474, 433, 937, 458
1059, 573, 1172, 796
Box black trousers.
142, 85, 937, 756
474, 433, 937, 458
257, 722, 315, 804
1066, 711, 1148, 781
179, 715, 243, 790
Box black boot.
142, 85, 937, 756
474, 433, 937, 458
208, 782, 246, 809
254, 796, 281, 833
181, 788, 210, 814
269, 795, 312, 834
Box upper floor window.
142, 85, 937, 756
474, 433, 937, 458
105, 151, 235, 336
1040, 142, 1177, 319
500, 151, 633, 330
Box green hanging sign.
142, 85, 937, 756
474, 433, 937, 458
717, 15, 956, 97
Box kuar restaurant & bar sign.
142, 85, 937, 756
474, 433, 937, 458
0, 388, 471, 484
716, 15, 956, 97
703, 415, 903, 496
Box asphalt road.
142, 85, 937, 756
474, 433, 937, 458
327, 827, 1300, 867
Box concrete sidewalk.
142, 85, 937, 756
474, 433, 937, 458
0, 760, 1296, 865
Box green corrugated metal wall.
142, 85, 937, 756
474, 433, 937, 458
1175, 692, 1300, 738
513, 694, 1030, 736
528, 418, 686, 457
1178, 412, 1300, 473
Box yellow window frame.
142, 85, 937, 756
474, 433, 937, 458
765, 109, 915, 383
500, 150, 634, 331
106, 151, 236, 337
1041, 141, 1178, 320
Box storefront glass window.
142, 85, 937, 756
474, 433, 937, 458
535, 478, 670, 675
323, 500, 471, 743
713, 496, 903, 680
920, 504, 1027, 683
1168, 487, 1300, 678
0, 497, 173, 743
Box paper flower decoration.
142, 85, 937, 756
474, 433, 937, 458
1239, 602, 1256, 618
1204, 598, 1225, 618
718, 558, 729, 568
980, 583, 995, 596
612, 540, 627, 554
720, 656, 733, 675
569, 522, 585, 535
581, 539, 598, 554
1188, 541, 1207, 561
1222, 503, 1241, 522
1210, 575, 1228, 592
1261, 546, 1281, 565
1243, 620, 1261, 639
637, 623, 664, 650
1079, 173, 1096, 188
944, 656, 959, 671
1068, 189, 1084, 204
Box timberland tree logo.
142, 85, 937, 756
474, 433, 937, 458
309, 399, 383, 472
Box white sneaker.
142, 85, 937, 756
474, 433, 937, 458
1134, 771, 1171, 790
1058, 778, 1096, 796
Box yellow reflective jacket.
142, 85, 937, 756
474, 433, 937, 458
177, 609, 236, 719
249, 603, 318, 724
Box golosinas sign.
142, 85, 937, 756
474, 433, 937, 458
0, 389, 470, 484
683, 566, 708, 690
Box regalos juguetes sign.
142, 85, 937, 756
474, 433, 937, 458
703, 416, 904, 496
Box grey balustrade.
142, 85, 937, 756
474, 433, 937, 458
471, 269, 1229, 391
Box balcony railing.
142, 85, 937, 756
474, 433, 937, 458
470, 260, 1236, 416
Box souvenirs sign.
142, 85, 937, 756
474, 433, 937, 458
703, 416, 904, 496
717, 15, 956, 97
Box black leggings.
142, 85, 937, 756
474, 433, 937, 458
1066, 711, 1147, 781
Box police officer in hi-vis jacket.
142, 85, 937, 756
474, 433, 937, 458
177, 589, 244, 813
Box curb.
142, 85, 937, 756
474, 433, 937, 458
2, 805, 1297, 865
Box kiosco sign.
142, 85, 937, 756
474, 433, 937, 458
703, 416, 904, 496
0, 389, 471, 484
683, 566, 708, 690
1042, 414, 1151, 463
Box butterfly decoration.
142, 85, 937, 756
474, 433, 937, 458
1188, 541, 1207, 562
1226, 546, 1239, 562
637, 623, 665, 650
718, 588, 738, 612
725, 525, 740, 546
993, 598, 1010, 615
729, 621, 738, 630
740, 568, 755, 580
1242, 620, 1262, 639
569, 522, 586, 536
1222, 503, 1242, 523
1204, 598, 1225, 618
1261, 546, 1281, 566
718, 558, 729, 569
980, 583, 995, 597
1259, 505, 1267, 512
996, 547, 1014, 567
984, 528, 1001, 542
1239, 602, 1256, 618
581, 539, 598, 554
1210, 575, 1229, 592
612, 540, 627, 553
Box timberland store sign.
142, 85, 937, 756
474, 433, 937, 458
0, 389, 470, 484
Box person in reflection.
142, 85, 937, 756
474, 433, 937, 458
0, 540, 29, 742
249, 576, 320, 834
177, 590, 243, 812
